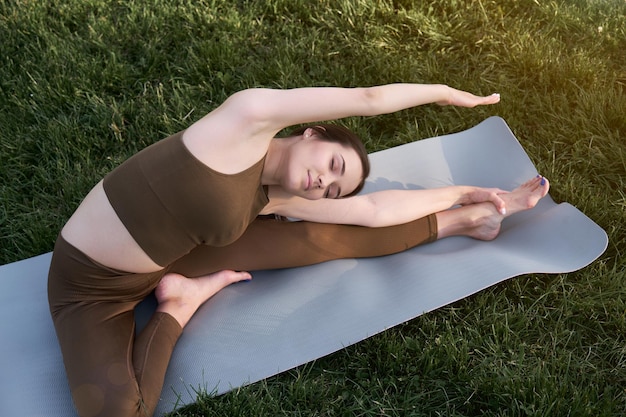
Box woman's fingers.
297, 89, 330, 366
438, 88, 501, 107
491, 193, 507, 215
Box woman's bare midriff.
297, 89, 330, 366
61, 180, 165, 273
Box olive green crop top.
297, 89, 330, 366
102, 131, 269, 266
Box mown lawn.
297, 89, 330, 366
1, 0, 624, 415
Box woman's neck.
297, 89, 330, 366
261, 136, 297, 186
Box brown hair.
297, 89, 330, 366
289, 124, 370, 197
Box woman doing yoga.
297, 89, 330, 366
48, 84, 549, 417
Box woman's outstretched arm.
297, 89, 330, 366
263, 184, 507, 228
237, 84, 498, 132
186, 84, 500, 142
182, 84, 499, 175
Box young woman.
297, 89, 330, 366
48, 84, 549, 417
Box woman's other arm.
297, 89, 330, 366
189, 84, 500, 140
263, 185, 507, 228
243, 84, 498, 133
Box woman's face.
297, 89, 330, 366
284, 129, 363, 200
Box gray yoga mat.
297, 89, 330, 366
0, 117, 607, 416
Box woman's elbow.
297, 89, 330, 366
360, 87, 383, 116
364, 212, 395, 228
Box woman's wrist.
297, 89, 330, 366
453, 185, 472, 206
434, 85, 452, 106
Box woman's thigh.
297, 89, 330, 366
48, 235, 166, 417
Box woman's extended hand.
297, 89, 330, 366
436, 86, 501, 108
460, 186, 508, 215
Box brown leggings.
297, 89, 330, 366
48, 215, 437, 417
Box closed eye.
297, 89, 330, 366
331, 155, 343, 173
324, 184, 341, 199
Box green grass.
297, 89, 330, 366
1, 0, 625, 415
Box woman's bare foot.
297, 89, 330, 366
437, 176, 550, 241
500, 176, 550, 216
155, 270, 251, 328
